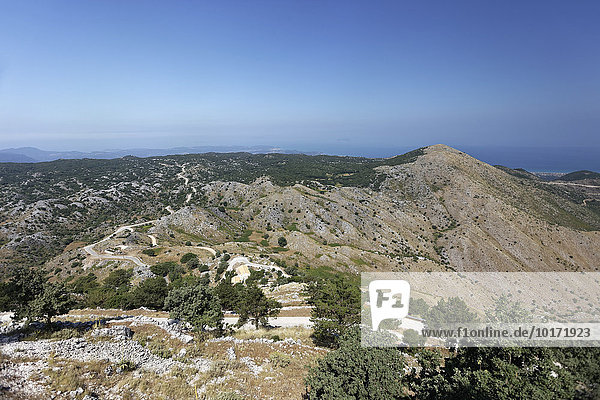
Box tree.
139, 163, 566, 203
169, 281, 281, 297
486, 295, 529, 323
131, 277, 168, 310
409, 298, 429, 318
403, 329, 426, 347
28, 282, 73, 326
426, 297, 478, 325
411, 347, 577, 400
103, 269, 133, 291
150, 261, 178, 277
278, 236, 288, 247
214, 278, 240, 312
71, 273, 99, 294
164, 283, 223, 331
0, 282, 11, 312
304, 328, 406, 400
304, 275, 360, 348
1, 267, 45, 321
180, 252, 198, 264
235, 284, 281, 329
1, 267, 73, 326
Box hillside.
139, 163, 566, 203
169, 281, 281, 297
557, 170, 600, 182
1, 144, 598, 277
2, 144, 600, 399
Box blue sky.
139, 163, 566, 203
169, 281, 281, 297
0, 0, 598, 156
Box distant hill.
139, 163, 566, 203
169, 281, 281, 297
0, 146, 316, 163
557, 170, 600, 182
494, 165, 540, 181
0, 152, 37, 162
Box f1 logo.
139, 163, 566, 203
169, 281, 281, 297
369, 280, 410, 331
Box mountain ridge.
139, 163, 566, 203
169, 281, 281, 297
0, 145, 319, 163
0, 144, 598, 277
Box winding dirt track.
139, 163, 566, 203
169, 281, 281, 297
82, 164, 212, 269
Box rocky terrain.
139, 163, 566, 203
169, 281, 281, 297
2, 144, 598, 278
0, 306, 323, 400
1, 144, 599, 399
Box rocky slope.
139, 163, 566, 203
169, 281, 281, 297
1, 145, 598, 276
149, 145, 598, 273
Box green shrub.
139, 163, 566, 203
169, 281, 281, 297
103, 269, 133, 290
150, 261, 180, 277
131, 277, 168, 310
180, 252, 198, 264
164, 283, 223, 331
269, 351, 291, 368
304, 328, 406, 399
142, 248, 161, 257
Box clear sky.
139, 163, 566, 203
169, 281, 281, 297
0, 0, 598, 154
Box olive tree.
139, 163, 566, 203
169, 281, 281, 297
164, 283, 223, 331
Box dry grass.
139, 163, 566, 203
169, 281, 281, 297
43, 355, 202, 399
45, 357, 111, 394
275, 307, 312, 317
199, 335, 327, 399
128, 323, 188, 358
117, 369, 200, 399
66, 308, 170, 319
233, 326, 314, 344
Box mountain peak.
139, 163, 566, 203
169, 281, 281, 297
424, 144, 463, 154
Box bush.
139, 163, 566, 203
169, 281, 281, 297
304, 328, 406, 399
165, 283, 223, 331
198, 264, 209, 273
180, 253, 198, 264
103, 269, 133, 291
142, 248, 161, 257
216, 260, 228, 278
426, 297, 478, 325
70, 273, 98, 294
269, 351, 292, 368
411, 347, 579, 400
402, 329, 426, 347
150, 261, 178, 277
131, 277, 168, 310
278, 236, 288, 247
409, 298, 429, 318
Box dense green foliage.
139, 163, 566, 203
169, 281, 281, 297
304, 328, 407, 400
0, 267, 73, 325
409, 347, 586, 400
27, 282, 73, 325
130, 277, 169, 310
304, 274, 361, 348
426, 297, 479, 325
304, 330, 600, 399
164, 283, 223, 331
408, 298, 429, 318
235, 284, 282, 329
558, 170, 600, 182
